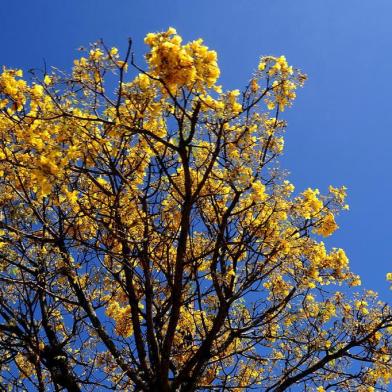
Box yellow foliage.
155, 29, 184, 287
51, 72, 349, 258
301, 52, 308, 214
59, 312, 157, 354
0, 27, 390, 392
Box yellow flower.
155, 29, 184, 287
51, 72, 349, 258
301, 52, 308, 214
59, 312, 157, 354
43, 75, 52, 85
315, 213, 339, 237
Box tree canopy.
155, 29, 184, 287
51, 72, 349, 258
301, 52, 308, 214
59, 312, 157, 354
0, 27, 391, 391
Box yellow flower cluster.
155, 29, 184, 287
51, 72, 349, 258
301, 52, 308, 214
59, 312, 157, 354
232, 361, 263, 391
263, 275, 292, 300
329, 185, 347, 204
0, 69, 26, 110
271, 78, 297, 111
354, 300, 370, 315
105, 300, 133, 337
258, 55, 305, 112
145, 27, 220, 92
315, 212, 339, 237
298, 188, 323, 218
226, 89, 242, 114
251, 180, 267, 203
15, 353, 34, 378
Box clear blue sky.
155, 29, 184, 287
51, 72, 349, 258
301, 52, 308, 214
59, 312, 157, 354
1, 0, 391, 299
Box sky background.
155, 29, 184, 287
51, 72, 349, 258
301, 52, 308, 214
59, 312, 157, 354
1, 0, 391, 300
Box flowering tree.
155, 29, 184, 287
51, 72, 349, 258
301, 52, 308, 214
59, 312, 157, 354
0, 28, 391, 392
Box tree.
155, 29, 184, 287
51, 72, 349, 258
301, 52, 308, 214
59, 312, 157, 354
0, 27, 390, 392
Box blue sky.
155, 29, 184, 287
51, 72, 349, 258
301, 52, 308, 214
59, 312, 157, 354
1, 0, 391, 299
